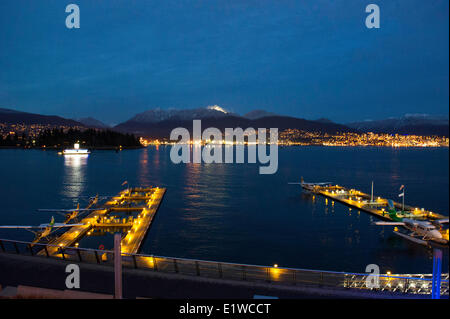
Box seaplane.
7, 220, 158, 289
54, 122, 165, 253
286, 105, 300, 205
0, 216, 84, 243
288, 177, 332, 192
380, 199, 424, 221
37, 195, 101, 223
374, 201, 449, 246
37, 204, 99, 223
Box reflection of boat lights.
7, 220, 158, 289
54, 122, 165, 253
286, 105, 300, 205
64, 154, 89, 168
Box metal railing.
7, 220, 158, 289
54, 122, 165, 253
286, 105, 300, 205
0, 238, 448, 296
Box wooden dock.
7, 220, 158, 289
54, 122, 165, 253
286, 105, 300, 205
40, 187, 166, 256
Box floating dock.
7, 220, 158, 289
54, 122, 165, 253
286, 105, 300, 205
40, 187, 166, 256
302, 183, 447, 222
120, 187, 166, 254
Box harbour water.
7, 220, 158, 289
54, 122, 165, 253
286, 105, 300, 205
0, 146, 448, 274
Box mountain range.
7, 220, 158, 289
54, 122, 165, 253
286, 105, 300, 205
348, 114, 449, 136
113, 106, 354, 138
76, 117, 110, 129
1, 106, 448, 137
0, 107, 84, 127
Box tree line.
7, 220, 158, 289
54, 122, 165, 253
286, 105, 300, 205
0, 128, 142, 148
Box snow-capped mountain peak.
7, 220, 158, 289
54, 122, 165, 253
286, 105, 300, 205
130, 106, 235, 123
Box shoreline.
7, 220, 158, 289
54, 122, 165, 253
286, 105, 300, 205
0, 145, 448, 150
0, 145, 144, 150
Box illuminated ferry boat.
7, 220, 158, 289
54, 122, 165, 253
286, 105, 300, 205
62, 143, 90, 155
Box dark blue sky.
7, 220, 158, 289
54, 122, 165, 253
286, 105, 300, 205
0, 0, 448, 124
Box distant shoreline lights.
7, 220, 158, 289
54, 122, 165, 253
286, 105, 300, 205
169, 120, 278, 175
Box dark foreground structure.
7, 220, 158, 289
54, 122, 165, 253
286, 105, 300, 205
0, 252, 440, 299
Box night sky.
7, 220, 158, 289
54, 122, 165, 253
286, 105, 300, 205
0, 0, 448, 125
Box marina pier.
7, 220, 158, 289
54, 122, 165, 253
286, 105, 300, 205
301, 182, 449, 244
302, 183, 447, 221
40, 187, 166, 256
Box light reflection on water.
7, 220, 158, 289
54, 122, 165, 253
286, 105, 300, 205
62, 154, 88, 200
0, 146, 448, 274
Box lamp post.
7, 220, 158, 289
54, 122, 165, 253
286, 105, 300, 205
114, 233, 122, 299
431, 248, 442, 299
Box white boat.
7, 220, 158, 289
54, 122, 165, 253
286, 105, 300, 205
62, 143, 90, 155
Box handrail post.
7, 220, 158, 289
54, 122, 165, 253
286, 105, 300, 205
218, 263, 223, 278
44, 246, 49, 257
195, 261, 200, 276
114, 233, 122, 299
132, 255, 137, 269
14, 242, 19, 254
28, 244, 34, 256
242, 266, 246, 281
153, 257, 158, 271
76, 249, 82, 262
0, 240, 5, 252
94, 250, 100, 263
173, 259, 179, 273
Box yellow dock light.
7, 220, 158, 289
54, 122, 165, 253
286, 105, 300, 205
273, 264, 278, 268
386, 271, 391, 276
